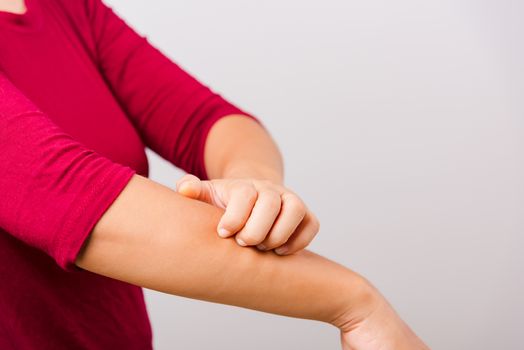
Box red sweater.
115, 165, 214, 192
0, 0, 258, 348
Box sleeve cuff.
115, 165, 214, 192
55, 163, 137, 271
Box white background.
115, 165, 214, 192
105, 0, 523, 348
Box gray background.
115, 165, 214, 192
105, 0, 523, 349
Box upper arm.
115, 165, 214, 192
0, 72, 136, 271
85, 0, 259, 179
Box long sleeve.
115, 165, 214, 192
85, 0, 262, 180
0, 72, 137, 271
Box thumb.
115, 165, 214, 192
176, 174, 203, 199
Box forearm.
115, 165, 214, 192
76, 174, 372, 326
204, 115, 284, 183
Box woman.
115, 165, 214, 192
0, 0, 428, 349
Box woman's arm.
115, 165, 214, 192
76, 173, 370, 327
177, 114, 319, 255
76, 174, 429, 349
204, 114, 284, 184
86, 0, 262, 182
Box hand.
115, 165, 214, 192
175, 174, 320, 255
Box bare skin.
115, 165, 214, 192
76, 174, 429, 349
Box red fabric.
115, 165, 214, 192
0, 0, 259, 348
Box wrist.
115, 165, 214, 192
335, 276, 429, 349
329, 274, 383, 332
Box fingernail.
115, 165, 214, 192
236, 237, 247, 246
275, 246, 288, 255
257, 244, 267, 251
218, 228, 230, 238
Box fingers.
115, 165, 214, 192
273, 211, 320, 255
177, 175, 319, 253
216, 183, 258, 238
175, 174, 202, 199
256, 192, 307, 251
234, 189, 282, 246
176, 174, 219, 206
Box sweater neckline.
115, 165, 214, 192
0, 0, 42, 32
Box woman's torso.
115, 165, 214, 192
0, 0, 153, 348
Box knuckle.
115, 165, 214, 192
265, 232, 291, 249
236, 184, 257, 199
262, 241, 278, 250
262, 191, 282, 212
258, 179, 273, 187
239, 231, 265, 245
310, 214, 320, 233
273, 236, 289, 247
222, 213, 246, 231
294, 241, 309, 252
284, 193, 306, 216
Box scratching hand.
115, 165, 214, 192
175, 174, 320, 255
